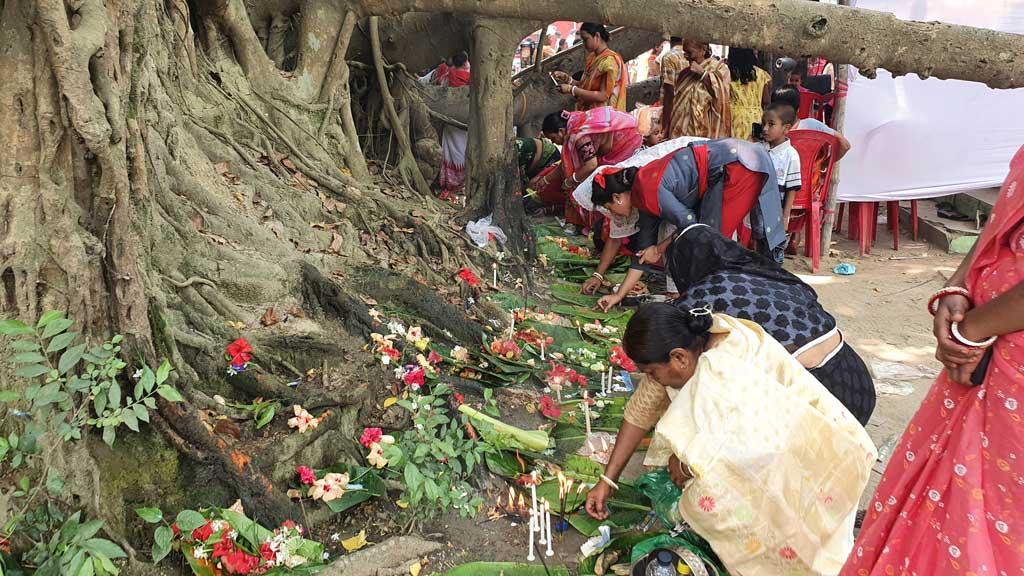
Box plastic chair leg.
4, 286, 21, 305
834, 203, 844, 233
911, 200, 919, 241
887, 201, 899, 250
809, 205, 821, 273
857, 203, 872, 256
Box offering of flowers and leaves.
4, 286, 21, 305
545, 362, 587, 397
543, 236, 591, 259
134, 504, 326, 573
404, 326, 431, 352
226, 338, 253, 375
609, 346, 637, 372
369, 332, 401, 366
288, 462, 385, 513
359, 427, 396, 469
487, 338, 522, 361
538, 395, 561, 419
582, 319, 617, 337
513, 327, 553, 349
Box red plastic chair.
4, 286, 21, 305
797, 87, 834, 124
787, 130, 839, 273
845, 200, 919, 255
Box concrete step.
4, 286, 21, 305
898, 199, 983, 254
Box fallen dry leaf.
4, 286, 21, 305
288, 306, 306, 318
329, 232, 345, 254
286, 489, 302, 499
226, 320, 246, 330
228, 499, 245, 514
409, 560, 422, 576
214, 161, 231, 175
382, 397, 398, 409
281, 157, 297, 171
260, 307, 280, 327
341, 530, 369, 552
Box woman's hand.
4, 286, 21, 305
584, 481, 614, 520
581, 276, 603, 295
551, 71, 571, 84
668, 454, 694, 488
597, 293, 623, 312
933, 294, 983, 370
559, 83, 575, 95
637, 245, 663, 266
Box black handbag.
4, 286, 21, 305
968, 347, 994, 387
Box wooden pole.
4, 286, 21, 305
819, 0, 850, 259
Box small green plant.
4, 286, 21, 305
16, 510, 126, 576
225, 398, 280, 430
382, 384, 489, 519
482, 387, 500, 418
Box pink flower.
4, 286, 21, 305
360, 427, 383, 448
309, 472, 349, 502
226, 338, 253, 367
403, 366, 425, 390
488, 338, 522, 360
539, 395, 561, 419
609, 346, 637, 372
296, 465, 316, 485
698, 495, 716, 513
427, 350, 443, 365
287, 405, 319, 433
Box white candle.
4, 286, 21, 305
540, 340, 546, 360
509, 310, 515, 339
530, 471, 538, 520
583, 391, 592, 436
492, 263, 498, 288
527, 509, 536, 561
599, 371, 606, 395
545, 501, 554, 556
538, 497, 547, 545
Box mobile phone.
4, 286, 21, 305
751, 122, 764, 141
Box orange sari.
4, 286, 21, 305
578, 48, 628, 112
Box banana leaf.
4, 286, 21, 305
567, 508, 651, 538
484, 450, 531, 478
487, 292, 537, 311
440, 562, 571, 576
550, 283, 600, 307
320, 464, 386, 514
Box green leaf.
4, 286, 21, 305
0, 318, 34, 336
139, 367, 155, 393
81, 538, 126, 560
12, 351, 46, 364
107, 381, 121, 409
46, 468, 64, 496
152, 525, 172, 563
134, 507, 163, 523
10, 339, 41, 351
46, 331, 78, 354
15, 363, 49, 378
174, 510, 206, 532
0, 390, 19, 403
76, 556, 95, 576
59, 343, 87, 375
40, 317, 74, 339
18, 475, 29, 492
77, 519, 105, 542
122, 408, 139, 432
36, 310, 65, 329
156, 386, 183, 402
254, 404, 276, 429
133, 404, 150, 424
404, 463, 424, 496
110, 335, 123, 344
143, 397, 156, 409
101, 425, 115, 447
155, 359, 171, 384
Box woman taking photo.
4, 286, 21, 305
552, 23, 628, 112
587, 305, 876, 576
841, 147, 1024, 575
662, 40, 732, 139
727, 48, 771, 141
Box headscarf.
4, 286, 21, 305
669, 224, 804, 293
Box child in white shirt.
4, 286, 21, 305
762, 102, 802, 228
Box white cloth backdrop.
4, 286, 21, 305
838, 0, 1024, 201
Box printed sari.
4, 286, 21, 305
433, 62, 471, 196
644, 314, 877, 576
840, 146, 1024, 576
579, 48, 629, 112
668, 58, 733, 140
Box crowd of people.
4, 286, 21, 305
422, 23, 1023, 576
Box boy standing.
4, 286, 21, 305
761, 102, 802, 228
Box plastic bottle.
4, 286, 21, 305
645, 550, 679, 576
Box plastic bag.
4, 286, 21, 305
634, 468, 682, 529
465, 214, 508, 248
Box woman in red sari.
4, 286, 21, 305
431, 51, 471, 198
842, 146, 1024, 575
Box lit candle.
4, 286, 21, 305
538, 497, 547, 546
583, 391, 592, 437
545, 501, 554, 556
509, 310, 515, 339
530, 471, 538, 520
492, 263, 498, 288
540, 339, 546, 360
527, 509, 536, 561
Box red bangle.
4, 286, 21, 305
928, 287, 971, 316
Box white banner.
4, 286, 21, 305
838, 0, 1024, 201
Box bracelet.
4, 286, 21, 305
678, 459, 693, 478
950, 321, 997, 348
928, 287, 971, 316
591, 271, 605, 281
571, 172, 581, 184
599, 474, 619, 490
571, 86, 577, 97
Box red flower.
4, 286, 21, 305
212, 533, 235, 560
488, 339, 522, 360
296, 465, 316, 485
226, 338, 253, 367
171, 523, 180, 537
281, 520, 298, 531
539, 395, 561, 419
359, 427, 383, 448
610, 346, 637, 372
259, 541, 276, 563
452, 392, 465, 406
191, 521, 215, 542
427, 350, 443, 365
457, 267, 482, 287
403, 366, 425, 390
222, 549, 261, 574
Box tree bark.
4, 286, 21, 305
348, 0, 1024, 89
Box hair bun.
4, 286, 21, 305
621, 167, 638, 186
685, 305, 713, 334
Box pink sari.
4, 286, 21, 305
842, 147, 1024, 576
563, 107, 642, 227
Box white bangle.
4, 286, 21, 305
571, 86, 577, 97
950, 321, 997, 348
599, 474, 619, 490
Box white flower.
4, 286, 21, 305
132, 369, 144, 380
367, 442, 388, 469
309, 472, 349, 502
227, 530, 238, 541
387, 320, 406, 336
452, 346, 469, 363
330, 533, 341, 542
193, 546, 207, 559
287, 405, 320, 433
405, 326, 423, 341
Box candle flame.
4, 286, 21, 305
576, 483, 586, 496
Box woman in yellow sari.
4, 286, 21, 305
728, 48, 772, 141
663, 40, 732, 139
586, 304, 876, 576
552, 23, 628, 112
